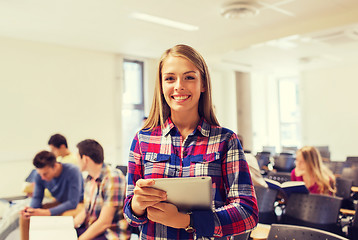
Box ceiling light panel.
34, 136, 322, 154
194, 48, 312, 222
131, 12, 199, 31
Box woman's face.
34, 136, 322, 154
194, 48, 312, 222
295, 151, 307, 174
161, 56, 205, 116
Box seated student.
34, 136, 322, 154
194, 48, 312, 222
19, 150, 84, 240
48, 133, 78, 166
74, 139, 127, 240
23, 134, 78, 197
238, 135, 268, 188
291, 146, 336, 195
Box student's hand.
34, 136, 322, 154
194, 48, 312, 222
131, 179, 167, 217
147, 202, 189, 229
73, 208, 86, 228
20, 206, 30, 218
295, 167, 305, 177
20, 207, 36, 219
20, 207, 50, 219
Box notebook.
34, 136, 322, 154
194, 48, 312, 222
29, 216, 77, 240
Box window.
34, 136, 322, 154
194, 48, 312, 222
122, 60, 145, 161
278, 77, 301, 148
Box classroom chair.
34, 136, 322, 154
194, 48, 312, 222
115, 165, 128, 176
281, 193, 343, 235
272, 155, 295, 172
324, 161, 346, 175
231, 232, 250, 240
254, 186, 278, 224
215, 231, 250, 240
347, 205, 358, 240
266, 171, 291, 184
345, 157, 358, 169
262, 146, 276, 156
342, 168, 358, 187
281, 146, 297, 155
346, 156, 358, 163
255, 151, 272, 170
314, 146, 331, 161
336, 177, 355, 210
267, 224, 348, 240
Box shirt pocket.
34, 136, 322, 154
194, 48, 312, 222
189, 152, 222, 176
143, 153, 170, 178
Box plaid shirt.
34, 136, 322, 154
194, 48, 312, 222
124, 117, 258, 240
84, 164, 126, 240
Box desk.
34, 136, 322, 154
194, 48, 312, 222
250, 223, 271, 240
1, 195, 27, 202
340, 208, 356, 216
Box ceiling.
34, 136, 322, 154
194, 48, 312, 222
1, 0, 358, 73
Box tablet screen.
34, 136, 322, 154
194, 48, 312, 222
151, 176, 212, 212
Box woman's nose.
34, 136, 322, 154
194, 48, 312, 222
174, 78, 184, 90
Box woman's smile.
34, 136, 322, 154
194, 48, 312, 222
172, 95, 191, 101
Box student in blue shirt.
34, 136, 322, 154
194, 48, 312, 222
19, 150, 84, 240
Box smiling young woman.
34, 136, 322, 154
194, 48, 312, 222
124, 44, 258, 240
161, 56, 206, 139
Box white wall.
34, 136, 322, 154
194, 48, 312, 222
251, 72, 281, 154
251, 62, 358, 161
5, 34, 357, 198
0, 37, 118, 197
235, 72, 253, 151
0, 37, 237, 197
210, 68, 237, 133
0, 37, 119, 156
300, 62, 358, 160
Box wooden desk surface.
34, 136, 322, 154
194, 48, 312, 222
250, 223, 271, 240
340, 208, 356, 215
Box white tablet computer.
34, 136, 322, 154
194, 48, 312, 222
151, 176, 212, 212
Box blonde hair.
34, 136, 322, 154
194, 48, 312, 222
298, 146, 336, 195
143, 44, 219, 131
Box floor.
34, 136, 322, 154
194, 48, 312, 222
4, 228, 18, 240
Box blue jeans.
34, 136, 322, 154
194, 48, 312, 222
76, 225, 108, 240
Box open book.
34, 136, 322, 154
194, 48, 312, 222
264, 178, 309, 197
29, 216, 77, 240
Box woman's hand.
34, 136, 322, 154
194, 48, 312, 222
295, 167, 305, 177
147, 202, 190, 229
131, 179, 167, 217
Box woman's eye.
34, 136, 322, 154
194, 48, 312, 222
164, 77, 174, 81
185, 76, 195, 80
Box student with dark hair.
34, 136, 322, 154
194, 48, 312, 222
74, 139, 127, 240
48, 133, 78, 165
23, 134, 79, 196
124, 44, 258, 239
19, 150, 84, 240
48, 133, 68, 148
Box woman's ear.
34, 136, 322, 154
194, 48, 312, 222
201, 81, 206, 92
